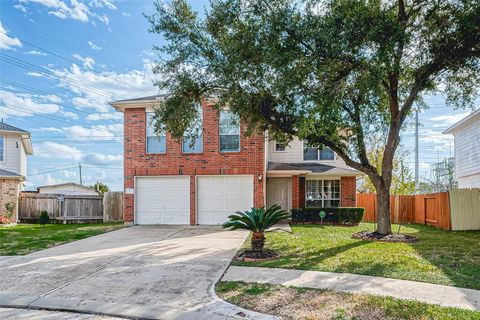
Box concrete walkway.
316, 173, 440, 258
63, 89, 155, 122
0, 227, 276, 320
223, 266, 480, 311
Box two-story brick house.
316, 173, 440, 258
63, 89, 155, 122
111, 95, 363, 225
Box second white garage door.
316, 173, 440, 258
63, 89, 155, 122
135, 176, 190, 225
197, 175, 254, 225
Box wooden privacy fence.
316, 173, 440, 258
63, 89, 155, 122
357, 189, 479, 231
19, 192, 124, 223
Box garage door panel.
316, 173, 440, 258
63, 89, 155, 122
197, 176, 253, 225
135, 176, 190, 225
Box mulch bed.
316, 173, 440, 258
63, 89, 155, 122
234, 249, 279, 262
352, 230, 418, 243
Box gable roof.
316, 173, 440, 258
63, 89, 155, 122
109, 94, 168, 112
0, 122, 29, 134
0, 122, 33, 155
443, 109, 480, 134
37, 182, 96, 191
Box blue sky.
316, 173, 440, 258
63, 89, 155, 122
0, 0, 477, 191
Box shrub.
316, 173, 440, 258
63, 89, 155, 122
4, 202, 15, 219
38, 210, 50, 226
291, 207, 364, 225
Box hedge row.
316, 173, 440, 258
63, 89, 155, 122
291, 207, 364, 225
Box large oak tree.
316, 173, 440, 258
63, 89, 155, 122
147, 0, 479, 235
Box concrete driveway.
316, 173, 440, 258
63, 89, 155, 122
0, 226, 274, 320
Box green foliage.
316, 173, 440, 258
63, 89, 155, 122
223, 205, 290, 232
88, 181, 109, 194
147, 0, 479, 234
38, 210, 50, 226
291, 207, 364, 224
4, 202, 15, 219
359, 144, 416, 195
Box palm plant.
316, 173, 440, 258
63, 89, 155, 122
223, 205, 289, 252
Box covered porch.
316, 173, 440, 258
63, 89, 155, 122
266, 162, 363, 212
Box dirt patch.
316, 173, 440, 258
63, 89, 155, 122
234, 249, 279, 262
352, 230, 417, 243
217, 282, 389, 320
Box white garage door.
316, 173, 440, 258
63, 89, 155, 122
197, 175, 254, 225
135, 176, 190, 225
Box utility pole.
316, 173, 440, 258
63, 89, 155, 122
78, 163, 83, 186
414, 108, 419, 192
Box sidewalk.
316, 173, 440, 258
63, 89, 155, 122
223, 266, 480, 311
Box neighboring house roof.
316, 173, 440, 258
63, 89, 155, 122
0, 169, 24, 180
267, 162, 363, 176
443, 109, 480, 134
37, 182, 98, 193
0, 122, 33, 155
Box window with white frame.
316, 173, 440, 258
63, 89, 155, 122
146, 112, 166, 153
219, 110, 240, 152
306, 179, 340, 207
275, 141, 286, 151
303, 143, 334, 160
0, 135, 4, 162
182, 104, 203, 153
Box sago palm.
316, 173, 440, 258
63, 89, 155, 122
223, 205, 289, 252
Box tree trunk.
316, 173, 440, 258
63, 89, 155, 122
376, 183, 392, 235
251, 232, 265, 252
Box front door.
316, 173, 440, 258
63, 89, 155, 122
267, 178, 291, 211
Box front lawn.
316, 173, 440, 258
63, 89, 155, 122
233, 223, 480, 289
0, 223, 124, 255
217, 281, 480, 320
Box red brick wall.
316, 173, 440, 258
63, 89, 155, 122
123, 103, 265, 224
291, 176, 300, 208
341, 176, 357, 207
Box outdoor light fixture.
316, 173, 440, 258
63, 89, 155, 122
258, 174, 263, 181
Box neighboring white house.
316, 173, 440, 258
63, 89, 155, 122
37, 182, 99, 195
444, 109, 480, 188
0, 122, 33, 222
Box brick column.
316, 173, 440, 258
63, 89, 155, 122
292, 175, 300, 208
341, 176, 357, 207
190, 175, 196, 225
299, 177, 306, 208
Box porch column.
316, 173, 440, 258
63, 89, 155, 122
292, 175, 300, 208
341, 176, 357, 206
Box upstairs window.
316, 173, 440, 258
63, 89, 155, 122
146, 112, 166, 154
182, 105, 203, 153
0, 135, 4, 162
275, 141, 286, 152
303, 142, 334, 161
219, 110, 240, 152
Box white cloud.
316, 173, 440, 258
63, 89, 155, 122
0, 21, 22, 50
24, 50, 47, 56
52, 60, 158, 113
88, 40, 102, 51
60, 110, 79, 119
86, 112, 122, 121
35, 142, 84, 161
63, 170, 77, 178
122, 11, 131, 17
61, 123, 123, 141
83, 152, 122, 163
419, 128, 454, 151
72, 53, 95, 70
0, 90, 59, 118
27, 71, 44, 77
89, 0, 116, 10
14, 4, 28, 13
429, 112, 470, 128
32, 127, 63, 133
97, 14, 109, 25
19, 0, 116, 25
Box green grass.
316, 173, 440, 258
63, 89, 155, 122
233, 223, 480, 289
217, 281, 480, 320
0, 223, 124, 255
